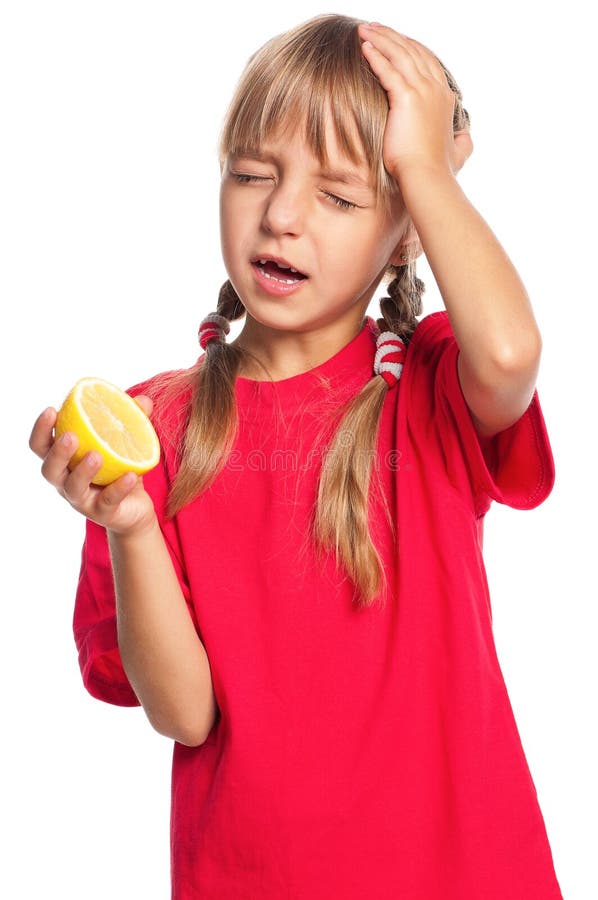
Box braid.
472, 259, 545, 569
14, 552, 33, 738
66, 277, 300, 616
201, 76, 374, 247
165, 280, 247, 517
216, 278, 245, 322
377, 263, 425, 345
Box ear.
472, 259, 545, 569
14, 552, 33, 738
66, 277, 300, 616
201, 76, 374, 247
388, 222, 423, 267
451, 129, 474, 175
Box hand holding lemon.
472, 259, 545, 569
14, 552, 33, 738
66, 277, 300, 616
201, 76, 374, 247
30, 377, 161, 536
54, 377, 160, 485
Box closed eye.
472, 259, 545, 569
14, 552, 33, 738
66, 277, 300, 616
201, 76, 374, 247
324, 192, 358, 210
230, 173, 358, 211
232, 174, 267, 184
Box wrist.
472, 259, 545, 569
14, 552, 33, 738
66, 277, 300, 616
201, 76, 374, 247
394, 162, 456, 191
107, 512, 160, 546
396, 165, 466, 224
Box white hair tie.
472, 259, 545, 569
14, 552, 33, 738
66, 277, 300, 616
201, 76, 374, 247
373, 331, 406, 388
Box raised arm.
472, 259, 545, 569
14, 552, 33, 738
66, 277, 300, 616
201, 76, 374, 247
359, 22, 542, 438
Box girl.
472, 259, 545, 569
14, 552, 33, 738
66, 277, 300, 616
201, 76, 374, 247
29, 13, 563, 900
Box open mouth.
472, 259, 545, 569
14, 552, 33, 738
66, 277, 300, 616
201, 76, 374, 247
252, 259, 308, 283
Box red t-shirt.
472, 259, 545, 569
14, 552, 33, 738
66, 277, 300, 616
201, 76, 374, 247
73, 311, 563, 899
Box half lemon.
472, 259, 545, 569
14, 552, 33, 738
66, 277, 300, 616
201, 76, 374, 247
55, 377, 161, 485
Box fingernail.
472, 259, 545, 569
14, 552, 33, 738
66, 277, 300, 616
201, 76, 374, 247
58, 433, 72, 448
369, 21, 383, 27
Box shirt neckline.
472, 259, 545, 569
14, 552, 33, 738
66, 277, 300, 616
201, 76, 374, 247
233, 316, 381, 408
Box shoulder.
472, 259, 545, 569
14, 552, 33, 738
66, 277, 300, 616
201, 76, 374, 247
407, 310, 454, 358
404, 310, 555, 512
126, 366, 193, 399
401, 311, 457, 389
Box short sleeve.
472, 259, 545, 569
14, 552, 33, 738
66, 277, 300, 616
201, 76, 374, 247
409, 311, 556, 518
73, 519, 140, 706
72, 416, 195, 707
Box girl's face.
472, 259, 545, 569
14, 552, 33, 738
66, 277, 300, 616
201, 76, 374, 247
219, 115, 408, 338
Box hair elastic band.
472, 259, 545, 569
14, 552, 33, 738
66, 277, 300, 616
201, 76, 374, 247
199, 313, 230, 350
374, 331, 406, 389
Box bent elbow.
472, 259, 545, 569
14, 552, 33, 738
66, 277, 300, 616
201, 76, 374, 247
177, 710, 219, 747
149, 698, 219, 748
174, 729, 208, 748
149, 716, 208, 747
494, 328, 543, 376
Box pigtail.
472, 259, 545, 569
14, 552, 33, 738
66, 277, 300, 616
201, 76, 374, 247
311, 260, 425, 608
378, 262, 425, 342
165, 280, 250, 518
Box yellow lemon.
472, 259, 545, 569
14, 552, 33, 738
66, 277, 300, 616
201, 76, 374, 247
55, 377, 161, 486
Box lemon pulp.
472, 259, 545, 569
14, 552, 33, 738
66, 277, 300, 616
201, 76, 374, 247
55, 377, 161, 485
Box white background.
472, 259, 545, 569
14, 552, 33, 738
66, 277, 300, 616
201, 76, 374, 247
3, 1, 595, 897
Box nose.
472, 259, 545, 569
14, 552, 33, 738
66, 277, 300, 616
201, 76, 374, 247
261, 178, 306, 235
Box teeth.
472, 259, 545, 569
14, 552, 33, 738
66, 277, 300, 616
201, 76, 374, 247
259, 270, 300, 284
258, 258, 299, 273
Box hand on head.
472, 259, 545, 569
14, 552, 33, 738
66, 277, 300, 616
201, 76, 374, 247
357, 22, 472, 183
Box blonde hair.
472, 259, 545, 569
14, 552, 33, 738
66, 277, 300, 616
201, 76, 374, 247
151, 13, 470, 607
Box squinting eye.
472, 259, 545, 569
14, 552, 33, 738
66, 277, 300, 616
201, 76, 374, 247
232, 174, 266, 183
323, 191, 357, 211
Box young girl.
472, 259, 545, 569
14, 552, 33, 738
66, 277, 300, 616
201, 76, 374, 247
29, 13, 563, 900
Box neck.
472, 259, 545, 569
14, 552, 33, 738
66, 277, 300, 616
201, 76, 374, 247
232, 310, 367, 382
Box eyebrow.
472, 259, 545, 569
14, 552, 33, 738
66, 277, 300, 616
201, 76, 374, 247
231, 150, 374, 191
